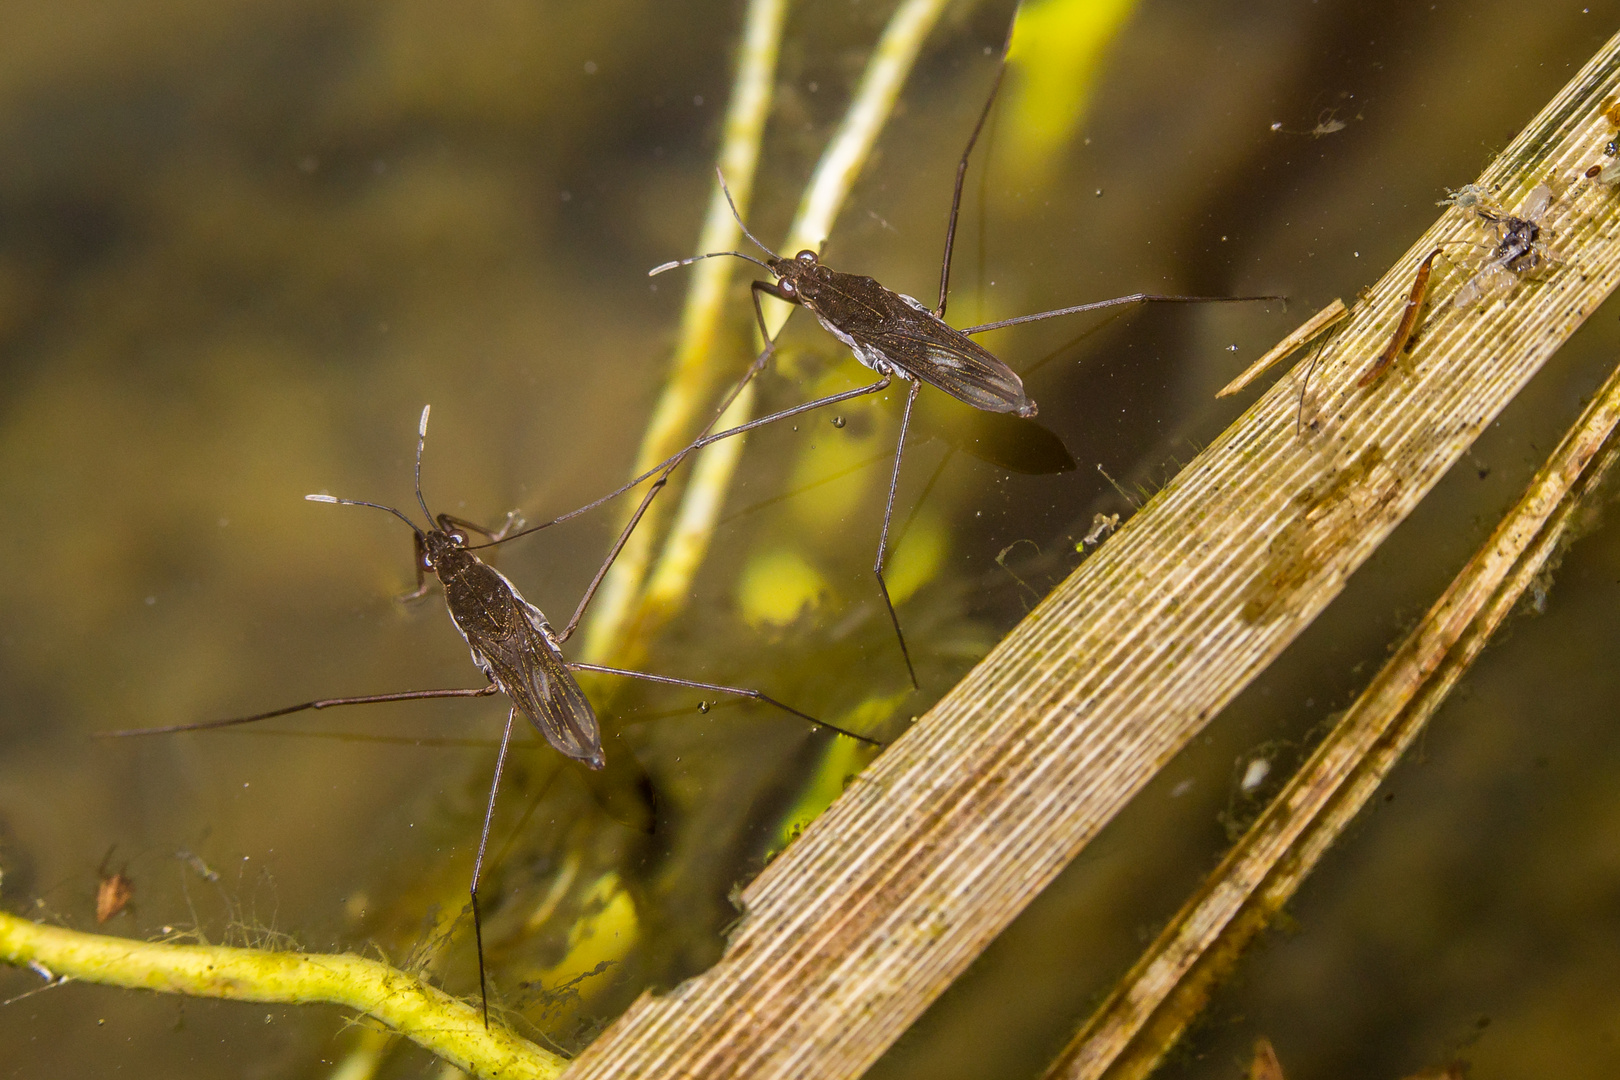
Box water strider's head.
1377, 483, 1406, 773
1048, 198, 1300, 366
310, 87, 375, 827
420, 519, 473, 572
758, 248, 829, 305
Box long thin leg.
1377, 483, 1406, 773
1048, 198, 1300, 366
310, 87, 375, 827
97, 684, 502, 738
478, 330, 890, 554
681, 279, 791, 457
551, 375, 895, 644
661, 280, 795, 457
440, 511, 522, 544
523, 280, 791, 561
936, 18, 1016, 318
400, 531, 433, 602
958, 292, 1285, 336
875, 380, 923, 690
1295, 336, 1326, 437
537, 279, 786, 543
470, 706, 518, 1029
566, 662, 884, 746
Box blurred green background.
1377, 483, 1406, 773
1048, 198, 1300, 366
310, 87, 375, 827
2, 1, 1620, 1077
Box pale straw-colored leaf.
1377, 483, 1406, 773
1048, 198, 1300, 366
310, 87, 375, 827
1044, 315, 1620, 1080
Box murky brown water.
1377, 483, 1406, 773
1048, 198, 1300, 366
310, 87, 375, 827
3, 1, 1620, 1077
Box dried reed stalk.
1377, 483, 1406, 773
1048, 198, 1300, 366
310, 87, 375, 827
1043, 342, 1620, 1080
560, 30, 1620, 1080
1216, 299, 1347, 398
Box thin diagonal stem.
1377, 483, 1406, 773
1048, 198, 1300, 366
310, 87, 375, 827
592, 0, 963, 672
579, 0, 789, 666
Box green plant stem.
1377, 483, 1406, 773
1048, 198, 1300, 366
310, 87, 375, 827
599, 0, 964, 666
0, 911, 565, 1080
580, 0, 787, 665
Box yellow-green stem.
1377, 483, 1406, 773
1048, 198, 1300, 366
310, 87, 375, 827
581, 0, 787, 665
0, 911, 564, 1080
598, 0, 963, 668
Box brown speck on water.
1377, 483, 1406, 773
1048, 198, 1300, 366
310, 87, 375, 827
96, 871, 134, 923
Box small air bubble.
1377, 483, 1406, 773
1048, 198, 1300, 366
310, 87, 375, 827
1094, 189, 1103, 197
693, 95, 704, 107
560, 190, 572, 202
1227, 344, 1238, 352
583, 60, 597, 75
144, 596, 156, 606
831, 416, 846, 428
808, 81, 818, 93
698, 701, 710, 713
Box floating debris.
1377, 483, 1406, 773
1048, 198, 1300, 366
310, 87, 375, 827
95, 870, 134, 923
1218, 298, 1349, 398
1453, 184, 1558, 311
1358, 248, 1443, 387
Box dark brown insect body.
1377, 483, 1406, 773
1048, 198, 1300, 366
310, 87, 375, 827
1453, 183, 1557, 311
764, 249, 1036, 417
104, 405, 875, 1024
650, 17, 1279, 688
421, 526, 602, 767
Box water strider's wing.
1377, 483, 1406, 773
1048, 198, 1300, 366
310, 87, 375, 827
480, 606, 604, 769
798, 269, 1035, 415
869, 295, 1034, 416
440, 551, 604, 768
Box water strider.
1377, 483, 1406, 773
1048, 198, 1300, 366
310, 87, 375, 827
649, 17, 1282, 687
102, 405, 878, 1024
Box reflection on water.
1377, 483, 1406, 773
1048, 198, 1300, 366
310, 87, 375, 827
2, 0, 1620, 1078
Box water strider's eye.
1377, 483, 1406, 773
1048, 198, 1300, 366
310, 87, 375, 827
796, 249, 817, 264
779, 279, 796, 296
